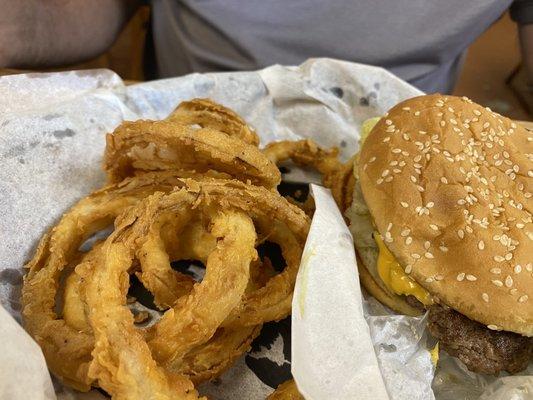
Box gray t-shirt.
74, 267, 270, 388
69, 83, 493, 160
151, 0, 512, 93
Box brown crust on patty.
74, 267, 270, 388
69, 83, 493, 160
428, 304, 533, 374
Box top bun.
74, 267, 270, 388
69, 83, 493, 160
358, 94, 533, 336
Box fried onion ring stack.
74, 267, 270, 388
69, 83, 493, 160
21, 99, 338, 399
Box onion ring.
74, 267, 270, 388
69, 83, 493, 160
22, 98, 328, 398
167, 98, 260, 146
103, 119, 280, 187
62, 220, 267, 385
22, 171, 215, 389
85, 179, 309, 399
263, 139, 352, 210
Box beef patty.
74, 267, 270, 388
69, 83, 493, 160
427, 304, 532, 375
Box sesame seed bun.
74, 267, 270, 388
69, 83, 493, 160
357, 94, 533, 337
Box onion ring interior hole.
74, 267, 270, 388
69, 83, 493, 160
127, 274, 158, 311
171, 259, 206, 282
78, 226, 114, 252
277, 181, 309, 203
257, 241, 286, 273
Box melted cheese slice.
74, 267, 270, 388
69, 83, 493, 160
374, 233, 433, 306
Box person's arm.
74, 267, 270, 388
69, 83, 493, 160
510, 0, 533, 85
0, 0, 140, 68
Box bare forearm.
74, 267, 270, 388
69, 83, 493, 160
0, 0, 138, 68
518, 24, 533, 85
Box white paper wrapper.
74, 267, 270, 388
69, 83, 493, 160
292, 185, 390, 400
0, 58, 530, 399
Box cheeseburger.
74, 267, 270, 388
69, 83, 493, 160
345, 94, 532, 374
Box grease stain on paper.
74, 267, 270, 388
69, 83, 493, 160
297, 246, 316, 317
52, 128, 76, 139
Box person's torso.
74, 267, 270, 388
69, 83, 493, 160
151, 0, 511, 93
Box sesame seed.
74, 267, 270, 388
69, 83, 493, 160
518, 295, 529, 303
510, 288, 518, 295
426, 202, 435, 208
410, 175, 417, 183
440, 120, 446, 127
478, 240, 485, 250
387, 223, 393, 231
490, 268, 501, 274
440, 177, 448, 184
430, 224, 439, 231
458, 230, 465, 239
385, 119, 393, 125
457, 273, 465, 281
405, 237, 413, 245
382, 169, 390, 177
383, 137, 391, 143
473, 109, 482, 116
401, 229, 411, 237
494, 255, 504, 262
487, 325, 499, 331
482, 293, 489, 302
505, 276, 513, 287
492, 279, 503, 287
424, 241, 431, 249
369, 156, 376, 163
439, 246, 448, 252
377, 178, 383, 185
425, 252, 434, 259
514, 265, 522, 274
400, 202, 409, 208
414, 111, 420, 116
417, 185, 425, 192
466, 274, 477, 281
425, 277, 434, 283
526, 263, 532, 272
505, 253, 513, 261
405, 264, 413, 274
392, 148, 402, 154
411, 253, 421, 259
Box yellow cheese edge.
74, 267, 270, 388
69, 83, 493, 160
374, 233, 433, 306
